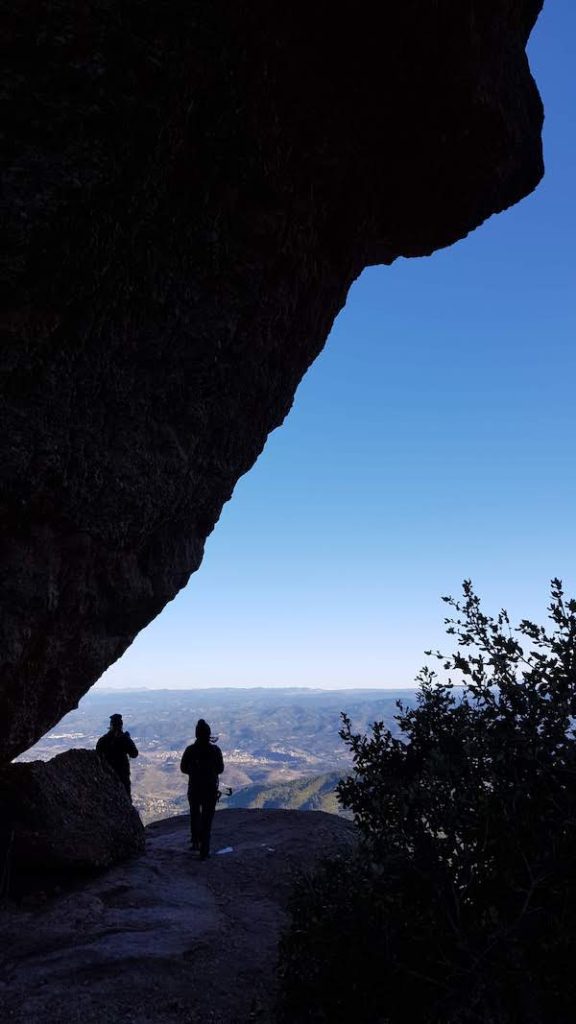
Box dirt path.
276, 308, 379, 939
0, 809, 355, 1023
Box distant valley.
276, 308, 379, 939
19, 688, 416, 823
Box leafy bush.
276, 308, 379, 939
278, 580, 576, 1024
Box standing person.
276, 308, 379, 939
180, 719, 224, 861
96, 713, 139, 800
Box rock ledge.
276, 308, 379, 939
0, 808, 355, 1024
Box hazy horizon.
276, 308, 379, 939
94, 683, 420, 693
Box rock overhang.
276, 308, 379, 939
1, 0, 545, 763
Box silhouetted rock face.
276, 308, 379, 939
1, 1, 544, 761
0, 750, 144, 871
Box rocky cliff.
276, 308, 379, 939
1, 1, 544, 762
0, 808, 355, 1024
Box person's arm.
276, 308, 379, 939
180, 746, 191, 774
215, 746, 224, 775
96, 736, 105, 754
124, 732, 139, 758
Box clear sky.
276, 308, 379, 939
99, 1, 575, 691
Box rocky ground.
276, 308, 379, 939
0, 809, 355, 1023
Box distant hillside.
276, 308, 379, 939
22, 687, 415, 759
222, 771, 348, 815
19, 687, 416, 826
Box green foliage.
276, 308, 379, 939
223, 771, 345, 813
278, 580, 576, 1024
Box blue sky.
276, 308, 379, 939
99, 0, 575, 690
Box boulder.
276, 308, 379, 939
0, 750, 144, 874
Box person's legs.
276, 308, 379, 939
188, 792, 201, 849
119, 772, 132, 801
199, 791, 218, 859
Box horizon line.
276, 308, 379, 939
92, 684, 420, 693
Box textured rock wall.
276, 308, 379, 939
1, 1, 544, 762
0, 750, 144, 873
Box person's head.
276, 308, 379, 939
195, 718, 211, 743
110, 713, 123, 733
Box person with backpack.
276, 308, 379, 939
180, 719, 224, 860
96, 713, 139, 800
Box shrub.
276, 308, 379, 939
278, 580, 576, 1024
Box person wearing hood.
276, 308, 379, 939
180, 719, 224, 860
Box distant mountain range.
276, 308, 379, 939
20, 687, 416, 824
